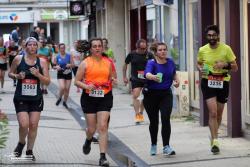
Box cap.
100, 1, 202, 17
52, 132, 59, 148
25, 37, 38, 46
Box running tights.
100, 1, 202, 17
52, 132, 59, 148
143, 89, 173, 146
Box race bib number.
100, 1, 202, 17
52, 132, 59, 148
89, 89, 104, 97
137, 71, 145, 79
208, 75, 224, 88
22, 79, 37, 96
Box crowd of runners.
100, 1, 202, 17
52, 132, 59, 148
0, 24, 238, 166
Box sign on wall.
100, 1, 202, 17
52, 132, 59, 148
9, 0, 37, 2
41, 9, 80, 20
0, 11, 34, 23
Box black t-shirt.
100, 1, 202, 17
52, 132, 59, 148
125, 51, 153, 81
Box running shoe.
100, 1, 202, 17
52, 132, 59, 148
92, 136, 99, 144
139, 113, 144, 122
99, 157, 109, 167
135, 114, 140, 123
211, 139, 220, 154
63, 101, 68, 109
163, 145, 176, 155
26, 150, 36, 161
150, 144, 157, 156
56, 98, 61, 106
82, 139, 91, 155
13, 142, 25, 157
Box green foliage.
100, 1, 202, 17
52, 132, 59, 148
0, 118, 9, 149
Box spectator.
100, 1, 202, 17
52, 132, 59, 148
11, 26, 20, 45
30, 26, 40, 41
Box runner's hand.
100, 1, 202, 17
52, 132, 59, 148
213, 61, 226, 70
16, 71, 25, 79
30, 67, 40, 77
173, 79, 180, 88
86, 83, 96, 91
123, 77, 129, 85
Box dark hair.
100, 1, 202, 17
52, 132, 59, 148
150, 42, 168, 54
150, 42, 158, 54
33, 26, 37, 31
205, 25, 220, 34
102, 38, 108, 43
58, 43, 65, 48
136, 39, 146, 48
76, 39, 90, 53
89, 38, 103, 48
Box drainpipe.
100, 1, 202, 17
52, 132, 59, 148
138, 0, 141, 39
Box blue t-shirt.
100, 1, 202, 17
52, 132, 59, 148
56, 53, 71, 69
144, 58, 176, 90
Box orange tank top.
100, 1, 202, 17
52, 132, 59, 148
84, 56, 112, 94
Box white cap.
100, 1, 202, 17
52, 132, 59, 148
25, 37, 38, 46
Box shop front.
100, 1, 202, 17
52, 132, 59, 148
0, 11, 34, 41
39, 8, 86, 47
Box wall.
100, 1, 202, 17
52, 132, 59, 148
106, 0, 126, 83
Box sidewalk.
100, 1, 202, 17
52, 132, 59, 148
1, 73, 250, 167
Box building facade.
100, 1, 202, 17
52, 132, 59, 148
0, 0, 88, 49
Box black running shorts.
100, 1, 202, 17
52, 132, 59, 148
131, 80, 145, 89
81, 91, 113, 114
0, 63, 7, 71
57, 72, 72, 80
13, 98, 44, 113
201, 78, 229, 103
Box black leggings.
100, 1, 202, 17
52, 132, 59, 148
143, 89, 173, 146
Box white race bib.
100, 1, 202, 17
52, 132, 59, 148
22, 79, 37, 96
89, 89, 104, 97
208, 75, 224, 88
137, 71, 145, 79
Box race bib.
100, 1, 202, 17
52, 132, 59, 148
22, 79, 37, 96
137, 71, 145, 79
89, 89, 104, 97
208, 75, 224, 88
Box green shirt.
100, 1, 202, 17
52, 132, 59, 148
104, 48, 114, 59
197, 42, 236, 81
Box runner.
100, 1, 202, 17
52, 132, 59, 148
37, 38, 52, 94
75, 38, 116, 167
123, 39, 153, 123
197, 25, 238, 154
102, 38, 115, 62
143, 42, 179, 156
0, 37, 8, 93
71, 40, 83, 93
8, 37, 50, 161
54, 43, 74, 109
8, 39, 19, 86
92, 39, 117, 143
